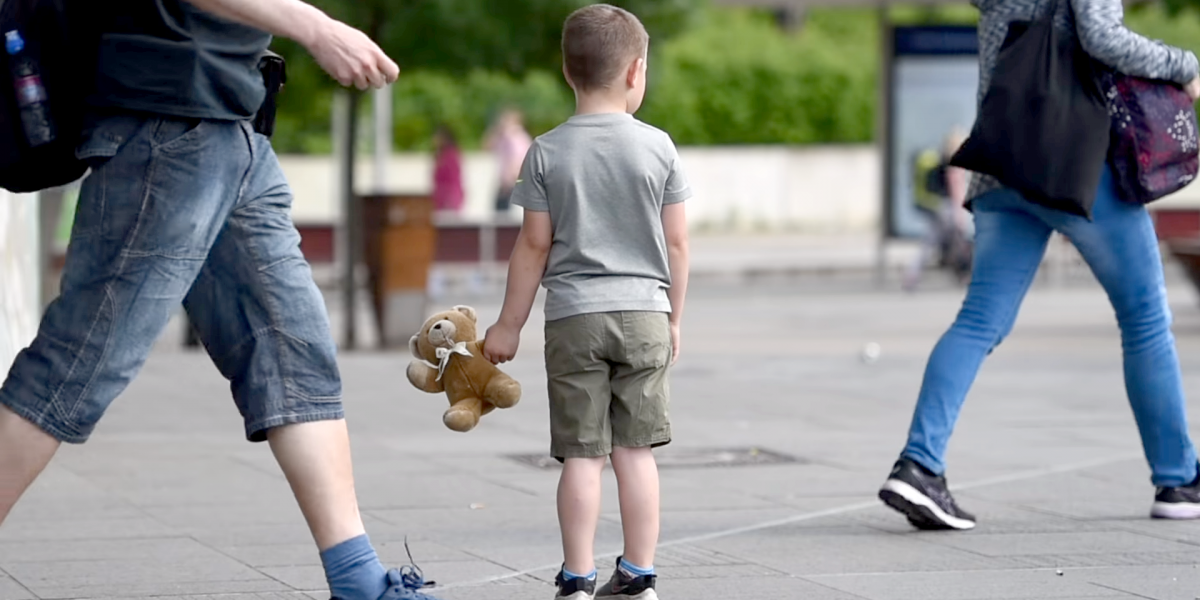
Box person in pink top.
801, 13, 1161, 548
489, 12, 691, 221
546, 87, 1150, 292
431, 125, 464, 213
485, 109, 533, 213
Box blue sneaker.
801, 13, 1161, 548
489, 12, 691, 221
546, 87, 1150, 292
332, 540, 442, 600
378, 565, 442, 600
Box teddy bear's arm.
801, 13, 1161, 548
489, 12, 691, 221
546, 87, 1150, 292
406, 360, 445, 394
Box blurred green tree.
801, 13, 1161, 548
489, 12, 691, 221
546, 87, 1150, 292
268, 0, 700, 152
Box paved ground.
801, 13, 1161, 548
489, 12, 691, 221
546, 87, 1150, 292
6, 260, 1200, 599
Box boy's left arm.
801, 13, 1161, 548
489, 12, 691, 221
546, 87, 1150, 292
483, 209, 552, 364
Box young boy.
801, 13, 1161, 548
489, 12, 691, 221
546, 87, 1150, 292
482, 5, 690, 599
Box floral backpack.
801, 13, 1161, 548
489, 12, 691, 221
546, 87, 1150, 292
1105, 73, 1200, 205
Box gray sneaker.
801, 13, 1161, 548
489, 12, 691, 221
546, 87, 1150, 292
596, 557, 658, 600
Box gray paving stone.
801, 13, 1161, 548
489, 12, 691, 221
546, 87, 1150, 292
77, 458, 297, 509
925, 531, 1199, 557
174, 522, 323, 548
17, 577, 288, 600
213, 544, 320, 569
0, 515, 178, 543
6, 280, 1200, 598
691, 529, 1012, 576
252, 566, 325, 593
83, 595, 321, 600
648, 507, 847, 541
1003, 552, 1200, 569
1080, 564, 1200, 599
434, 578, 553, 600
807, 569, 1129, 600
661, 575, 870, 600
0, 537, 221, 564
3, 538, 282, 598
0, 576, 33, 600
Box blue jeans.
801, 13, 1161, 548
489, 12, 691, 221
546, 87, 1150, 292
902, 168, 1198, 487
0, 113, 344, 443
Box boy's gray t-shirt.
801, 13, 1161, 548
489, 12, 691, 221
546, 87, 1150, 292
512, 113, 691, 322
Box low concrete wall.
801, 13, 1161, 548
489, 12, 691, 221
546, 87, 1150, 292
278, 144, 1200, 236
0, 191, 40, 371
278, 145, 882, 234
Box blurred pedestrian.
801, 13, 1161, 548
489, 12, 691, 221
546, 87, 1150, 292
428, 125, 463, 299
431, 124, 464, 214
904, 128, 972, 291
880, 0, 1200, 531
484, 108, 532, 214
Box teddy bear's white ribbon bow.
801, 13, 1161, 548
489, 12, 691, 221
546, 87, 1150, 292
434, 342, 473, 381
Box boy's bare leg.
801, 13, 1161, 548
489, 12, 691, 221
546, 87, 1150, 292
558, 456, 607, 575
0, 405, 60, 525
610, 446, 660, 568
268, 419, 367, 550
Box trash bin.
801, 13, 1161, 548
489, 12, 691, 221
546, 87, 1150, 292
361, 194, 436, 348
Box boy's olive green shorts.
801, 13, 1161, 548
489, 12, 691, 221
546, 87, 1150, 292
544, 311, 672, 461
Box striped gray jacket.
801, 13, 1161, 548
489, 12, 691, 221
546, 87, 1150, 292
965, 0, 1200, 201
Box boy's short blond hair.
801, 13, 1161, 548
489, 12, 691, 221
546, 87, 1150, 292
562, 4, 649, 92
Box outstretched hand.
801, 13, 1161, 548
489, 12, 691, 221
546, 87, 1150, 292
307, 18, 399, 90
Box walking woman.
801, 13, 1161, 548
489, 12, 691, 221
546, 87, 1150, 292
880, 0, 1200, 530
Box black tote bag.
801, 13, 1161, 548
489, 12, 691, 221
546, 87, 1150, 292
950, 0, 1110, 218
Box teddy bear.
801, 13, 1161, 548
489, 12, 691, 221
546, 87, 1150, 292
406, 305, 522, 432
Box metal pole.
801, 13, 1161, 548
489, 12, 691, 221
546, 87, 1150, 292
373, 86, 392, 193
336, 91, 360, 349
874, 4, 893, 289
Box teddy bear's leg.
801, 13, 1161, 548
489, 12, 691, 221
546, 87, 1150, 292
483, 374, 522, 409
444, 397, 486, 432
407, 360, 444, 394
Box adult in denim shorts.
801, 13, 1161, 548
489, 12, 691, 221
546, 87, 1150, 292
0, 2, 440, 599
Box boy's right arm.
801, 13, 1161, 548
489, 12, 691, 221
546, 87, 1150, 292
181, 0, 398, 90
663, 202, 689, 365
483, 210, 553, 364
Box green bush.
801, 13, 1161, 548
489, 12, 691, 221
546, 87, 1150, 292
271, 6, 885, 152
391, 69, 573, 151
639, 8, 878, 145
267, 3, 1200, 154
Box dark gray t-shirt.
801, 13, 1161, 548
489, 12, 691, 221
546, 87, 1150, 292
90, 0, 271, 120
512, 113, 691, 322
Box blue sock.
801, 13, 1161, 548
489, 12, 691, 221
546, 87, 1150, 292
320, 535, 389, 600
563, 567, 597, 581
619, 557, 655, 577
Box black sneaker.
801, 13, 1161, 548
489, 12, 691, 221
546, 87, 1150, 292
596, 557, 657, 599
879, 457, 977, 531
555, 568, 596, 600
1151, 467, 1200, 520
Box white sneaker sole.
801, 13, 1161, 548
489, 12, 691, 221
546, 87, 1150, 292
597, 591, 657, 600
1151, 501, 1200, 520
880, 479, 976, 530
556, 592, 595, 600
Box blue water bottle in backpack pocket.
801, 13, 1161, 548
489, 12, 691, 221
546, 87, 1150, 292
6, 30, 55, 147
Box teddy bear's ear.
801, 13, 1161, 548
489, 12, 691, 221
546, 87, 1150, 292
408, 335, 422, 359
453, 305, 478, 322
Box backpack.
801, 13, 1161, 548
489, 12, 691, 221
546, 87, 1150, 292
925, 162, 949, 198
0, 0, 101, 193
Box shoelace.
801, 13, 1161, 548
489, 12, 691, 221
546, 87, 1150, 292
394, 538, 436, 591
930, 478, 964, 513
